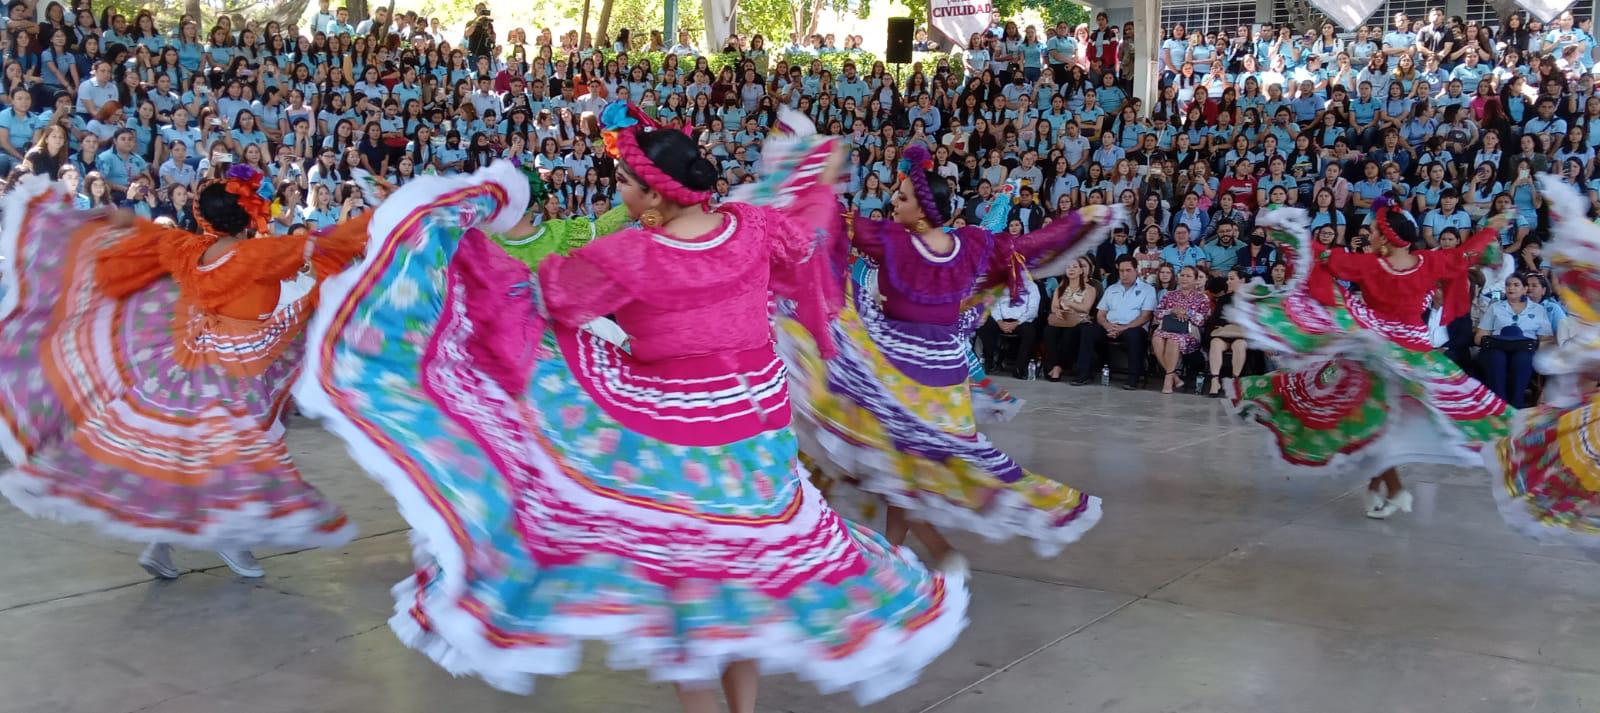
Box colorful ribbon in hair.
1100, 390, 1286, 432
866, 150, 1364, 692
1370, 195, 1407, 248
896, 144, 945, 225
599, 101, 710, 207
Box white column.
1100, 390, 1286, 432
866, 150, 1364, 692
1131, 0, 1161, 108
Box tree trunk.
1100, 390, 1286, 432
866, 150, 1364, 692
371, 0, 395, 47
595, 0, 616, 47
347, 0, 368, 22
185, 0, 203, 24
579, 0, 593, 49
267, 0, 312, 27
802, 0, 825, 40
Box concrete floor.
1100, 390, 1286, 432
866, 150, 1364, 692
4, 381, 1600, 713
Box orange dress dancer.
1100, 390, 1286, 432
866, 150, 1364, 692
0, 166, 361, 579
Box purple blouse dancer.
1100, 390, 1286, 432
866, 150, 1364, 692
778, 143, 1119, 572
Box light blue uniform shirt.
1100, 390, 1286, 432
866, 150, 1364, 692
1099, 280, 1157, 324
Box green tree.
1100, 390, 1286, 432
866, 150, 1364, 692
993, 0, 1089, 26
736, 0, 858, 44
561, 0, 704, 46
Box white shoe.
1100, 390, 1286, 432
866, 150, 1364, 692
217, 550, 265, 578
1364, 489, 1387, 516
936, 552, 970, 578
1367, 490, 1414, 520
138, 543, 179, 579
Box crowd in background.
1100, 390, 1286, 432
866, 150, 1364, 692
0, 0, 1586, 399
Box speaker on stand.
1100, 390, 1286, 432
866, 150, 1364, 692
885, 17, 914, 86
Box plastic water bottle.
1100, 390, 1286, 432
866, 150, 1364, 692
1100, 365, 1111, 386
1194, 374, 1207, 395
1027, 361, 1038, 380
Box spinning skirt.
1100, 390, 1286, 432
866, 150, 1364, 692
778, 272, 1101, 558
0, 178, 352, 548
295, 167, 968, 702
1228, 285, 1511, 476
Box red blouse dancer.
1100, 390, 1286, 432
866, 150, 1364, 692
1228, 197, 1514, 519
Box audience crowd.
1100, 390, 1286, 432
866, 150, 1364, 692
0, 1, 1587, 402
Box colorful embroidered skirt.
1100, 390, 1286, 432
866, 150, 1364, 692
777, 272, 1101, 558
294, 166, 967, 701
0, 178, 353, 548
1488, 399, 1600, 547
1227, 286, 1512, 476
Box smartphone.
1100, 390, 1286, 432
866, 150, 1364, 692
221, 152, 235, 163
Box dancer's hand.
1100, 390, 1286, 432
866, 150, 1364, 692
1486, 211, 1512, 233
1078, 204, 1110, 223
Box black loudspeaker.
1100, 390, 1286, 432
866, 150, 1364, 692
886, 18, 914, 63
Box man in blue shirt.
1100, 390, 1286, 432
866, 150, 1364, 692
834, 63, 868, 105
1202, 221, 1240, 273
327, 6, 356, 36
1074, 255, 1155, 389
1522, 98, 1568, 152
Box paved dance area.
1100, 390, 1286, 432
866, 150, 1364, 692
5, 383, 1599, 713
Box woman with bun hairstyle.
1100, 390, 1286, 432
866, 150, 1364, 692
778, 142, 1116, 572
1227, 193, 1515, 520
0, 165, 368, 580
295, 103, 968, 713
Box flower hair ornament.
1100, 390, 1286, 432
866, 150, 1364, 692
599, 101, 710, 206
896, 144, 946, 226
193, 164, 271, 238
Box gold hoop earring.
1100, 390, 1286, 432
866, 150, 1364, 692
1377, 242, 1390, 257
640, 209, 664, 228
914, 219, 932, 233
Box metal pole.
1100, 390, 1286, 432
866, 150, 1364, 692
665, 0, 679, 47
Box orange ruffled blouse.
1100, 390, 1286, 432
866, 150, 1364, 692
90, 217, 368, 377
96, 217, 368, 320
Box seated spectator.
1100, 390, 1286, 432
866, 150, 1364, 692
1152, 265, 1211, 394
1474, 274, 1553, 408
1204, 269, 1251, 396
1041, 256, 1099, 382
977, 275, 1041, 379
1073, 255, 1155, 390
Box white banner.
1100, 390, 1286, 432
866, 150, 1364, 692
929, 0, 993, 50
703, 0, 736, 52
1310, 0, 1384, 31
1517, 0, 1578, 23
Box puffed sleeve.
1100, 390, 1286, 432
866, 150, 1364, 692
96, 217, 183, 299
846, 211, 888, 264
537, 250, 636, 330
308, 213, 370, 279
764, 202, 847, 359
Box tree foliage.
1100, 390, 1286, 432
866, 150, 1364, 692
736, 0, 859, 44
992, 0, 1088, 26
100, 0, 311, 29
562, 0, 704, 44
